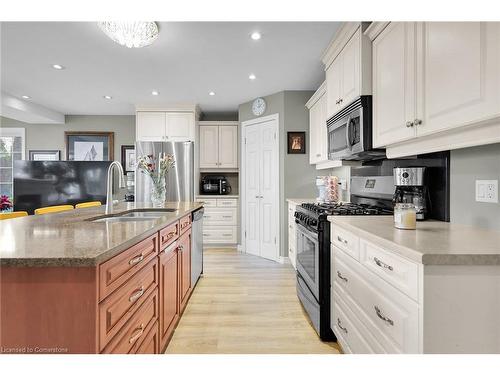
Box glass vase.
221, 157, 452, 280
150, 178, 166, 207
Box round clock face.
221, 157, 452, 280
252, 97, 266, 116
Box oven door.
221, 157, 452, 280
328, 108, 362, 160
296, 223, 320, 301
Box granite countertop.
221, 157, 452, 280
287, 198, 318, 205
328, 216, 500, 266
0, 201, 203, 267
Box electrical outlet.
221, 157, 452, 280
475, 180, 498, 203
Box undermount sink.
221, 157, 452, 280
87, 208, 178, 223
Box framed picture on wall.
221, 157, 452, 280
287, 132, 306, 154
65, 131, 114, 161
29, 150, 61, 161
121, 145, 136, 174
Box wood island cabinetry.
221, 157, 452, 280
0, 212, 195, 354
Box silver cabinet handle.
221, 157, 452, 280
337, 318, 348, 334
406, 121, 414, 128
316, 153, 321, 157
129, 286, 145, 302
339, 98, 343, 103
374, 305, 394, 326
414, 119, 422, 126
222, 234, 232, 237
129, 254, 144, 265
373, 257, 393, 271
177, 245, 184, 252
204, 215, 211, 218
129, 324, 145, 343
337, 235, 348, 245
222, 215, 232, 218
337, 271, 348, 282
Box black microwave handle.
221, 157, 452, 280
345, 115, 353, 150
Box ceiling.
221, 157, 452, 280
0, 22, 340, 115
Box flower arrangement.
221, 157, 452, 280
137, 153, 175, 206
1, 195, 13, 212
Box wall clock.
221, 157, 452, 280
252, 97, 266, 116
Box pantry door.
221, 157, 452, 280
242, 114, 280, 262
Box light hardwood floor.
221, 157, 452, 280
165, 248, 340, 354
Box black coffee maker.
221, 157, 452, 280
393, 167, 429, 220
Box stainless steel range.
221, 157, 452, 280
294, 176, 395, 341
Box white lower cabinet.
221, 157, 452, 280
196, 197, 238, 245
287, 202, 298, 269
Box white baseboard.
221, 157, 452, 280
279, 256, 291, 265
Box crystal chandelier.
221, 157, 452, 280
98, 22, 159, 48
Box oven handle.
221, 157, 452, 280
296, 222, 319, 244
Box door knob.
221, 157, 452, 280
406, 121, 414, 128
414, 119, 422, 126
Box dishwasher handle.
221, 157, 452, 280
192, 208, 204, 222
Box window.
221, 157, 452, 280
0, 128, 25, 208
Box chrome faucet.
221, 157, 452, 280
105, 161, 126, 215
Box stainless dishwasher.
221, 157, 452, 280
191, 207, 204, 287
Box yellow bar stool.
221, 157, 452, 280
0, 211, 29, 220
75, 201, 102, 209
34, 205, 74, 215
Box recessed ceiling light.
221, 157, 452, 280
209, 91, 216, 96
250, 32, 261, 40
52, 64, 65, 70
249, 74, 256, 80
103, 95, 112, 100
151, 90, 159, 96
21, 95, 31, 99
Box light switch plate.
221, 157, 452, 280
475, 180, 498, 203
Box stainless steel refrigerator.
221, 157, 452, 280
135, 141, 194, 203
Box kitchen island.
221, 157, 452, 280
328, 216, 500, 353
0, 202, 203, 354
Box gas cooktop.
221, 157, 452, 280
300, 202, 393, 216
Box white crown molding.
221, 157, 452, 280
305, 81, 327, 109
364, 22, 391, 41
0, 92, 65, 124
321, 22, 366, 69
135, 103, 201, 118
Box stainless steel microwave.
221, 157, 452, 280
327, 96, 385, 161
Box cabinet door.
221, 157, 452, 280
317, 93, 328, 163
199, 125, 219, 168
136, 112, 166, 141
309, 100, 320, 164
159, 246, 179, 349
373, 22, 417, 147
341, 31, 361, 108
326, 57, 342, 118
178, 229, 191, 312
218, 125, 238, 168
417, 22, 500, 137
166, 112, 195, 141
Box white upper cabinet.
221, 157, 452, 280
372, 22, 417, 147
218, 125, 238, 168
417, 22, 500, 137
136, 106, 198, 142
323, 23, 372, 119
199, 122, 238, 169
136, 112, 167, 141
166, 112, 195, 141
368, 21, 500, 156
199, 125, 219, 168
306, 82, 328, 165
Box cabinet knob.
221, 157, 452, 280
414, 119, 422, 126
405, 121, 414, 128
316, 153, 321, 157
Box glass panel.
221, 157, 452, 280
13, 136, 22, 152
329, 123, 348, 153
0, 153, 12, 167
0, 168, 12, 182
0, 183, 13, 197
297, 234, 317, 281
0, 137, 13, 153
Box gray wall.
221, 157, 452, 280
239, 91, 318, 257
450, 143, 500, 230
1, 115, 135, 162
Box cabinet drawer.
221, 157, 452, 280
160, 222, 179, 248
203, 208, 237, 225
99, 258, 158, 351
103, 288, 159, 354
203, 226, 237, 243
333, 248, 419, 353
134, 322, 160, 354
217, 199, 238, 207
99, 233, 159, 300
196, 198, 216, 207
179, 214, 191, 235
359, 239, 419, 301
333, 294, 378, 354
331, 225, 359, 261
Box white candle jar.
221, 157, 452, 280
394, 203, 417, 230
